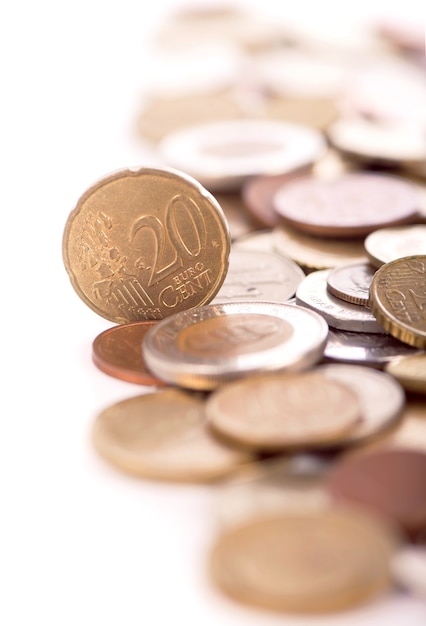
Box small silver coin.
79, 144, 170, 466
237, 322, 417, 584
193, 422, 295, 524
326, 262, 377, 307
158, 119, 326, 191
212, 248, 305, 305
296, 269, 387, 333
142, 301, 328, 390
324, 328, 422, 366
364, 224, 426, 267
316, 363, 405, 446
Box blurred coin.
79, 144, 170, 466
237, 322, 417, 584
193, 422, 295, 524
327, 116, 426, 166
92, 388, 252, 482
327, 447, 426, 542
385, 353, 426, 395
376, 17, 426, 55
212, 248, 304, 305
142, 301, 328, 390
232, 228, 276, 253
316, 364, 405, 446
262, 95, 338, 131
213, 191, 263, 240
326, 262, 376, 306
158, 119, 326, 191
369, 255, 426, 348
324, 328, 422, 367
359, 401, 426, 454
137, 92, 246, 144
364, 224, 426, 267
296, 269, 386, 333
62, 166, 230, 323
273, 173, 421, 238
392, 546, 426, 599
209, 506, 398, 613
92, 321, 166, 386
206, 371, 361, 450
273, 224, 368, 271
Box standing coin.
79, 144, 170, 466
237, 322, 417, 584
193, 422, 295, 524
209, 506, 398, 613
206, 371, 362, 450
142, 301, 328, 390
92, 321, 166, 386
62, 166, 230, 323
364, 224, 426, 267
273, 173, 421, 238
92, 388, 252, 482
385, 353, 426, 395
326, 262, 377, 306
212, 248, 304, 305
296, 269, 387, 333
369, 255, 426, 348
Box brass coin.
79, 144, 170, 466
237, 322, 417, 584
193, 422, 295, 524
326, 262, 377, 306
92, 388, 252, 482
369, 255, 426, 348
92, 321, 166, 386
206, 371, 362, 450
209, 506, 397, 613
385, 353, 426, 395
62, 166, 231, 323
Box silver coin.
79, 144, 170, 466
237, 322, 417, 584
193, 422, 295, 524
157, 119, 326, 191
142, 301, 328, 390
316, 363, 405, 445
324, 328, 422, 366
392, 546, 426, 599
326, 262, 377, 306
296, 269, 386, 333
212, 248, 305, 305
364, 224, 426, 267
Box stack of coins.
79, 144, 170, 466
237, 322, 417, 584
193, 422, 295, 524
62, 2, 426, 617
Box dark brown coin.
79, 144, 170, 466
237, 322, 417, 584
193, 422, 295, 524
92, 321, 166, 386
327, 448, 426, 542
241, 170, 310, 228
273, 173, 421, 239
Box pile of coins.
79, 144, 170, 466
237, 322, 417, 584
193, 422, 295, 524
62, 2, 426, 616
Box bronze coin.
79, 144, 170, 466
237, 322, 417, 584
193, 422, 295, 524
327, 448, 426, 542
92, 321, 166, 386
62, 166, 231, 323
273, 173, 421, 239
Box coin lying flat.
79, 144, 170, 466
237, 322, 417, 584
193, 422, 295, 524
209, 506, 397, 613
62, 166, 230, 323
296, 269, 387, 333
92, 389, 252, 481
92, 321, 166, 386
392, 546, 426, 599
385, 353, 426, 395
327, 448, 426, 542
213, 191, 263, 240
211, 248, 305, 305
360, 401, 426, 454
273, 173, 421, 238
326, 262, 376, 306
206, 371, 362, 450
369, 255, 426, 348
324, 328, 422, 367
316, 364, 405, 446
158, 119, 326, 191
142, 301, 328, 390
364, 224, 426, 267
272, 224, 368, 271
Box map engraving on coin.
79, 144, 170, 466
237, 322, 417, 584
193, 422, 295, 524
62, 167, 231, 323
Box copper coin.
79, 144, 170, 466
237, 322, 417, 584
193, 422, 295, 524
327, 448, 426, 542
369, 255, 426, 348
273, 173, 421, 238
62, 166, 230, 323
242, 170, 310, 228
92, 321, 166, 386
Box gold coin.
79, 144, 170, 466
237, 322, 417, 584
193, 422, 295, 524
369, 255, 426, 348
385, 352, 426, 394
62, 167, 231, 323
206, 371, 362, 450
92, 389, 252, 482
209, 506, 398, 613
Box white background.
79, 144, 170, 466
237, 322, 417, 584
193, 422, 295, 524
1, 1, 425, 624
